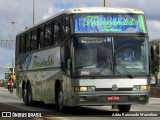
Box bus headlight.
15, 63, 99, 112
74, 86, 95, 92
140, 86, 147, 90
80, 87, 87, 92
133, 85, 150, 91
143, 85, 150, 91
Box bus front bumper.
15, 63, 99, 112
71, 91, 150, 106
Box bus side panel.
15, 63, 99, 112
16, 47, 62, 103
61, 73, 73, 106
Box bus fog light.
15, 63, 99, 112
139, 95, 146, 100
79, 96, 86, 101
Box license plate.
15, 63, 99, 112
107, 96, 120, 101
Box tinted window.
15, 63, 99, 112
39, 27, 45, 48
62, 16, 70, 41
19, 35, 25, 54
54, 20, 61, 44
30, 30, 37, 50
26, 33, 31, 52
45, 24, 52, 46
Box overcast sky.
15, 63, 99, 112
0, 0, 160, 79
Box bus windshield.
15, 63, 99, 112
114, 37, 149, 75
72, 37, 149, 76
72, 37, 113, 76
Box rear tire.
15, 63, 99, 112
118, 105, 131, 112
28, 84, 34, 106
23, 83, 34, 106
23, 84, 28, 105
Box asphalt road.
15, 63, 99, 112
0, 87, 160, 120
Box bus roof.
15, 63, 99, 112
64, 7, 144, 14
17, 7, 144, 35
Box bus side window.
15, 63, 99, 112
26, 33, 31, 52
53, 20, 61, 44
156, 44, 159, 59
61, 41, 70, 71
22, 35, 26, 53
30, 30, 37, 50
19, 35, 26, 54
62, 16, 70, 41
45, 24, 52, 47
39, 27, 45, 48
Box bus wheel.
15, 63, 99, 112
28, 84, 34, 106
23, 84, 28, 105
56, 85, 65, 112
118, 105, 131, 112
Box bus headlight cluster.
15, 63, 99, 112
133, 85, 150, 91
74, 86, 95, 92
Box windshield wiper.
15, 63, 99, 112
116, 63, 134, 78
75, 61, 97, 68
93, 51, 113, 79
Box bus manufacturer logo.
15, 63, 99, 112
112, 84, 118, 91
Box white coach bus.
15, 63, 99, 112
15, 7, 150, 112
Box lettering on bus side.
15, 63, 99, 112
33, 55, 54, 68
22, 54, 32, 70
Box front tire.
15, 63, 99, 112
56, 85, 65, 112
118, 105, 131, 112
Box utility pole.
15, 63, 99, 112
33, 0, 35, 25
11, 21, 17, 77
104, 0, 106, 7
